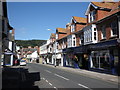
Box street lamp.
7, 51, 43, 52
47, 29, 57, 67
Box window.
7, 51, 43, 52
89, 10, 96, 22
73, 37, 76, 46
71, 24, 75, 32
56, 34, 58, 39
101, 26, 106, 39
111, 21, 118, 36
94, 32, 96, 40
80, 34, 84, 45
91, 51, 110, 70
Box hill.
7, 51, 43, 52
15, 39, 47, 48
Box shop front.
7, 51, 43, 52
89, 39, 119, 75
63, 47, 75, 68
63, 46, 89, 69
73, 46, 89, 69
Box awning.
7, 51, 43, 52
73, 45, 88, 54
89, 39, 118, 50
63, 47, 74, 53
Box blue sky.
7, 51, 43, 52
7, 2, 89, 40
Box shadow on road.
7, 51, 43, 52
2, 67, 40, 90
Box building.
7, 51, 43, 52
63, 16, 87, 69
1, 1, 14, 66
39, 0, 120, 75
86, 1, 120, 75
40, 43, 48, 64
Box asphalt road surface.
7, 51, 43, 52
21, 63, 119, 90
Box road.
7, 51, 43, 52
21, 63, 119, 90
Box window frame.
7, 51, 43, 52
110, 20, 118, 37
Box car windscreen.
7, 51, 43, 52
20, 60, 26, 62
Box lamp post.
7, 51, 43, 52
47, 29, 57, 67
54, 37, 57, 67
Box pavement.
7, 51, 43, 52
38, 63, 119, 84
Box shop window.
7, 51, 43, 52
91, 51, 110, 70
91, 52, 99, 68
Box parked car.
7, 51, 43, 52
20, 60, 27, 66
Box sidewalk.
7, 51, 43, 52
39, 63, 119, 84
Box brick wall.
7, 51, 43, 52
97, 16, 118, 41
97, 10, 110, 21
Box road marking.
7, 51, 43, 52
54, 87, 58, 90
78, 84, 92, 90
49, 83, 52, 86
54, 74, 69, 81
21, 73, 26, 81
54, 87, 57, 89
78, 83, 89, 88
45, 70, 52, 73
43, 78, 45, 80
46, 80, 48, 82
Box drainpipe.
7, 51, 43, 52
117, 12, 120, 90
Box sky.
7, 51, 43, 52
7, 2, 90, 40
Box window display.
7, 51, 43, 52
91, 50, 111, 70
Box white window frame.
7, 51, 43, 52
71, 24, 75, 32
89, 10, 96, 23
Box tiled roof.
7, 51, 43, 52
56, 28, 67, 33
73, 16, 87, 23
91, 2, 118, 9
50, 33, 56, 38
97, 1, 120, 22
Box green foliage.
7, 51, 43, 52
15, 39, 47, 48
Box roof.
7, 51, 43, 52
85, 1, 118, 15
56, 28, 67, 33
91, 2, 117, 9
50, 33, 56, 38
73, 16, 87, 23
97, 1, 120, 22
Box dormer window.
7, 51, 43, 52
71, 24, 75, 32
56, 34, 58, 39
89, 10, 96, 23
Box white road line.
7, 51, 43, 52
46, 80, 48, 82
78, 84, 92, 90
45, 70, 52, 73
49, 83, 52, 86
54, 87, 57, 88
54, 87, 57, 90
54, 74, 69, 81
78, 83, 89, 88
43, 78, 45, 80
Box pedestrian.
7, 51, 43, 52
15, 60, 18, 66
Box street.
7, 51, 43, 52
3, 63, 118, 90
